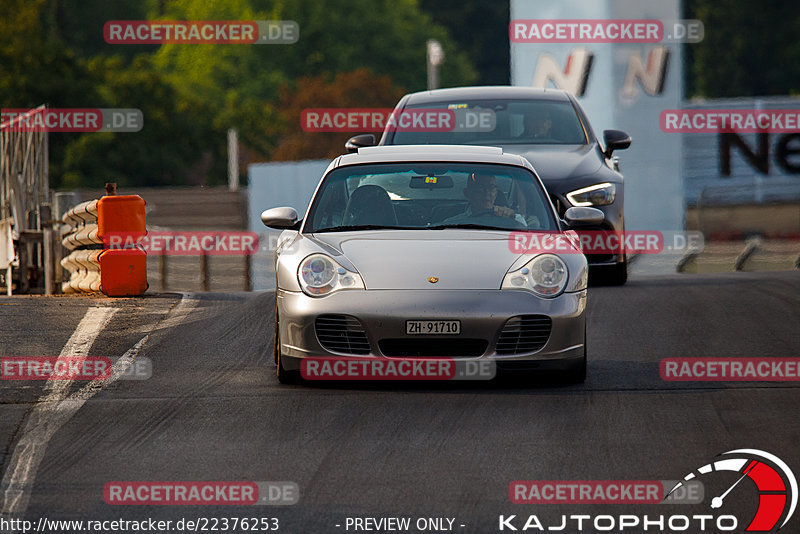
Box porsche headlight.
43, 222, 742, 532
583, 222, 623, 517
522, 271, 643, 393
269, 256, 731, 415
566, 182, 616, 207
502, 254, 568, 297
298, 254, 365, 296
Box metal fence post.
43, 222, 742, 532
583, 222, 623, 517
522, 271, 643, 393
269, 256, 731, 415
201, 252, 210, 291
244, 253, 251, 291
40, 203, 54, 295
160, 254, 168, 291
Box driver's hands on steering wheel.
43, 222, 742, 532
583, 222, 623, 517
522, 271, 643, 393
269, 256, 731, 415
472, 206, 516, 218
469, 206, 527, 228
491, 206, 516, 218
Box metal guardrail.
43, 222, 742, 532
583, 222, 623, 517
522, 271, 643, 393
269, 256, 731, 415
698, 182, 800, 207
0, 106, 53, 294
60, 200, 101, 293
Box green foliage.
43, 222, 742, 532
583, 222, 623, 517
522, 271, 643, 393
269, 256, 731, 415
272, 68, 405, 160
418, 0, 509, 85
52, 0, 157, 62
61, 55, 222, 188
685, 0, 800, 97
3, 0, 479, 188
148, 0, 478, 157
0, 0, 102, 190
8, 0, 800, 189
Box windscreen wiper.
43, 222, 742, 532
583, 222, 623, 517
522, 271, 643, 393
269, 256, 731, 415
425, 223, 510, 231
314, 224, 421, 233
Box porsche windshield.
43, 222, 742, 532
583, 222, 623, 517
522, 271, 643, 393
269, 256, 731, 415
305, 163, 557, 233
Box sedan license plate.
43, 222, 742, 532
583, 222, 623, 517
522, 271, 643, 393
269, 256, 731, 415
406, 320, 461, 335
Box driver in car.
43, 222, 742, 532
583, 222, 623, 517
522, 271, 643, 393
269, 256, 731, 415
520, 109, 553, 141
443, 173, 527, 226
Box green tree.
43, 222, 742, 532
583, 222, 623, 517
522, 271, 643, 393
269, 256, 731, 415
0, 0, 96, 106
272, 68, 405, 160
418, 0, 509, 85
6, 0, 482, 188
685, 0, 800, 97
147, 0, 478, 168
50, 0, 156, 62
60, 55, 220, 188
0, 0, 103, 189
150, 0, 477, 115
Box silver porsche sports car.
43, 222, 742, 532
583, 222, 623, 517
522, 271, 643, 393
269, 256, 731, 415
261, 145, 604, 384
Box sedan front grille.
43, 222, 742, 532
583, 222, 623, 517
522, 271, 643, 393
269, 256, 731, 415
495, 315, 552, 355
315, 314, 371, 355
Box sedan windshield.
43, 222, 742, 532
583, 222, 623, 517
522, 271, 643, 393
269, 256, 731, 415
389, 99, 588, 146
305, 163, 557, 233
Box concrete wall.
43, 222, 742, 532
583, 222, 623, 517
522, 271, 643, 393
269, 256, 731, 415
510, 0, 684, 232
247, 159, 331, 290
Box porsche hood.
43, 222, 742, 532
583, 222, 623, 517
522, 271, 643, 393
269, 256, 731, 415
314, 230, 518, 290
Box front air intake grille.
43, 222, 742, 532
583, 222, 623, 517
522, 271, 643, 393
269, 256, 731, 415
495, 315, 552, 355
315, 314, 371, 355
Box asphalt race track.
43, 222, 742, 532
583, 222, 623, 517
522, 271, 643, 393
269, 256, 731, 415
1, 271, 799, 533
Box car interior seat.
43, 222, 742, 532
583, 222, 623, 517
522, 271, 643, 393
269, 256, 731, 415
342, 185, 398, 226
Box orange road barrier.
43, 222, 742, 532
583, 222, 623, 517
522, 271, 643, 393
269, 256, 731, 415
60, 195, 147, 296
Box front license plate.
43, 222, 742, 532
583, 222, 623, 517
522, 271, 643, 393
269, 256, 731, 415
405, 320, 461, 335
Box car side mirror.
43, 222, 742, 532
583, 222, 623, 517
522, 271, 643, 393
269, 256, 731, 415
564, 206, 605, 227
603, 129, 631, 156
345, 134, 376, 153
261, 207, 300, 229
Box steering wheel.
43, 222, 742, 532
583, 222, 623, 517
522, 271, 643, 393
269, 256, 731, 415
471, 208, 497, 217
469, 208, 527, 229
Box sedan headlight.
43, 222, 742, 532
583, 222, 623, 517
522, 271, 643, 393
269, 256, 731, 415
566, 182, 616, 207
298, 254, 365, 296
502, 254, 568, 297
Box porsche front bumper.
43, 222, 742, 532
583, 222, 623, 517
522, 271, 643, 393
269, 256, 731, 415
276, 288, 587, 371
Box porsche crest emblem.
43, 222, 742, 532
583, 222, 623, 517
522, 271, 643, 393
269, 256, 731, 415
428, 277, 439, 284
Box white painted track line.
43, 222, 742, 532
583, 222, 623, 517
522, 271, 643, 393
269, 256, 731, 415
1, 306, 116, 517
0, 295, 197, 519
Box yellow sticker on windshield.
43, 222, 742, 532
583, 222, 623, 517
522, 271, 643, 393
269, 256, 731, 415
447, 103, 469, 109
425, 176, 437, 184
